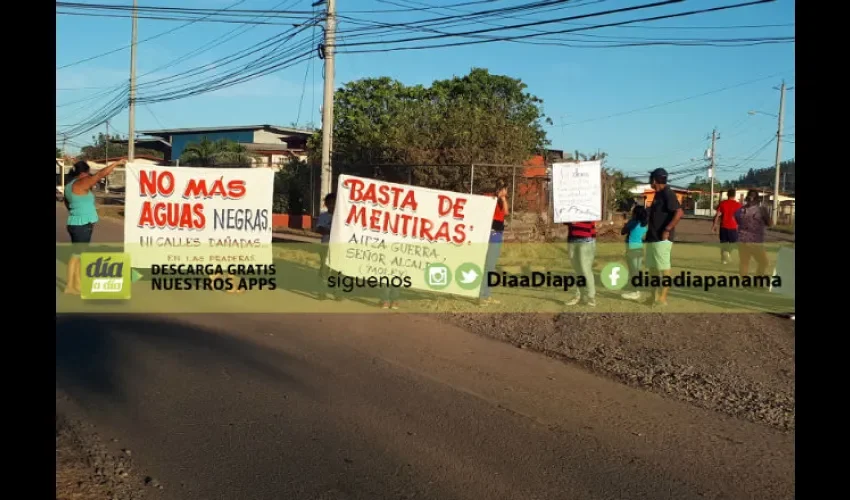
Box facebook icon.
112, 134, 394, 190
601, 262, 628, 291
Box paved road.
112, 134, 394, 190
56, 205, 794, 500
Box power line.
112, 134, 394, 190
334, 0, 783, 53
56, 0, 250, 70
558, 69, 792, 126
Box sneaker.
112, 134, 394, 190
622, 291, 642, 301
381, 301, 390, 309
391, 302, 399, 310
585, 298, 597, 307
479, 297, 500, 305
564, 296, 581, 306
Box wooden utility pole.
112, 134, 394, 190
319, 0, 336, 206
61, 135, 67, 187
128, 0, 138, 161
104, 120, 110, 193
709, 128, 717, 211
771, 81, 790, 225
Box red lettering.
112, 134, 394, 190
419, 218, 435, 240
227, 180, 246, 199
452, 198, 467, 219
452, 224, 467, 244
433, 222, 450, 242
344, 178, 365, 201
139, 170, 174, 197
183, 178, 246, 199
400, 190, 417, 211
437, 195, 453, 217
183, 179, 208, 198
136, 201, 205, 229
346, 205, 367, 226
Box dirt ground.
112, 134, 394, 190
56, 413, 150, 500
442, 312, 794, 432
442, 217, 795, 433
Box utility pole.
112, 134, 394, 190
61, 135, 67, 187
709, 128, 717, 212
771, 81, 790, 225
104, 120, 110, 193
319, 0, 336, 205
128, 0, 138, 162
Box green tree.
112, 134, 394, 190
79, 133, 163, 161
273, 158, 312, 214
180, 138, 253, 167
309, 68, 552, 193
56, 147, 62, 158
608, 169, 637, 211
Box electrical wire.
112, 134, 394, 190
56, 0, 250, 70
334, 0, 786, 53
558, 69, 792, 127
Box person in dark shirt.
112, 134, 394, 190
564, 220, 597, 307
645, 168, 684, 306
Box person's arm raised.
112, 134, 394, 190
71, 161, 122, 195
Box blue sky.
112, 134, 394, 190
56, 0, 795, 183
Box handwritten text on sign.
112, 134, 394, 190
328, 175, 496, 297
551, 160, 602, 223
123, 164, 274, 267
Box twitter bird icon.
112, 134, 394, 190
455, 263, 483, 290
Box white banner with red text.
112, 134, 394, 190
123, 164, 274, 268
328, 175, 497, 298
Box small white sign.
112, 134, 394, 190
551, 160, 602, 223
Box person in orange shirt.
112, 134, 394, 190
479, 183, 509, 305
712, 188, 742, 265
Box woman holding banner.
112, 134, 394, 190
479, 183, 509, 305
63, 160, 122, 294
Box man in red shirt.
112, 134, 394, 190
712, 189, 742, 265
564, 220, 597, 307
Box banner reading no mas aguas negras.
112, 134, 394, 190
123, 164, 274, 268
328, 174, 496, 298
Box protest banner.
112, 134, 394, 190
123, 164, 274, 268
328, 175, 496, 297
551, 160, 602, 223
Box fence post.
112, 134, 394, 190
510, 166, 516, 226
469, 164, 475, 194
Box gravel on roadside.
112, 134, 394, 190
440, 312, 795, 432
56, 413, 148, 500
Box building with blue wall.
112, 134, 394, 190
135, 125, 314, 163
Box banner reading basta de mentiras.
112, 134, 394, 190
328, 175, 496, 298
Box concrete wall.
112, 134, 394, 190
171, 130, 254, 160
252, 129, 286, 145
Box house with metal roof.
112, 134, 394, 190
120, 124, 315, 166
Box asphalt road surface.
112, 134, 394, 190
56, 206, 794, 500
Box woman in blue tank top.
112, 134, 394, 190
63, 160, 120, 294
